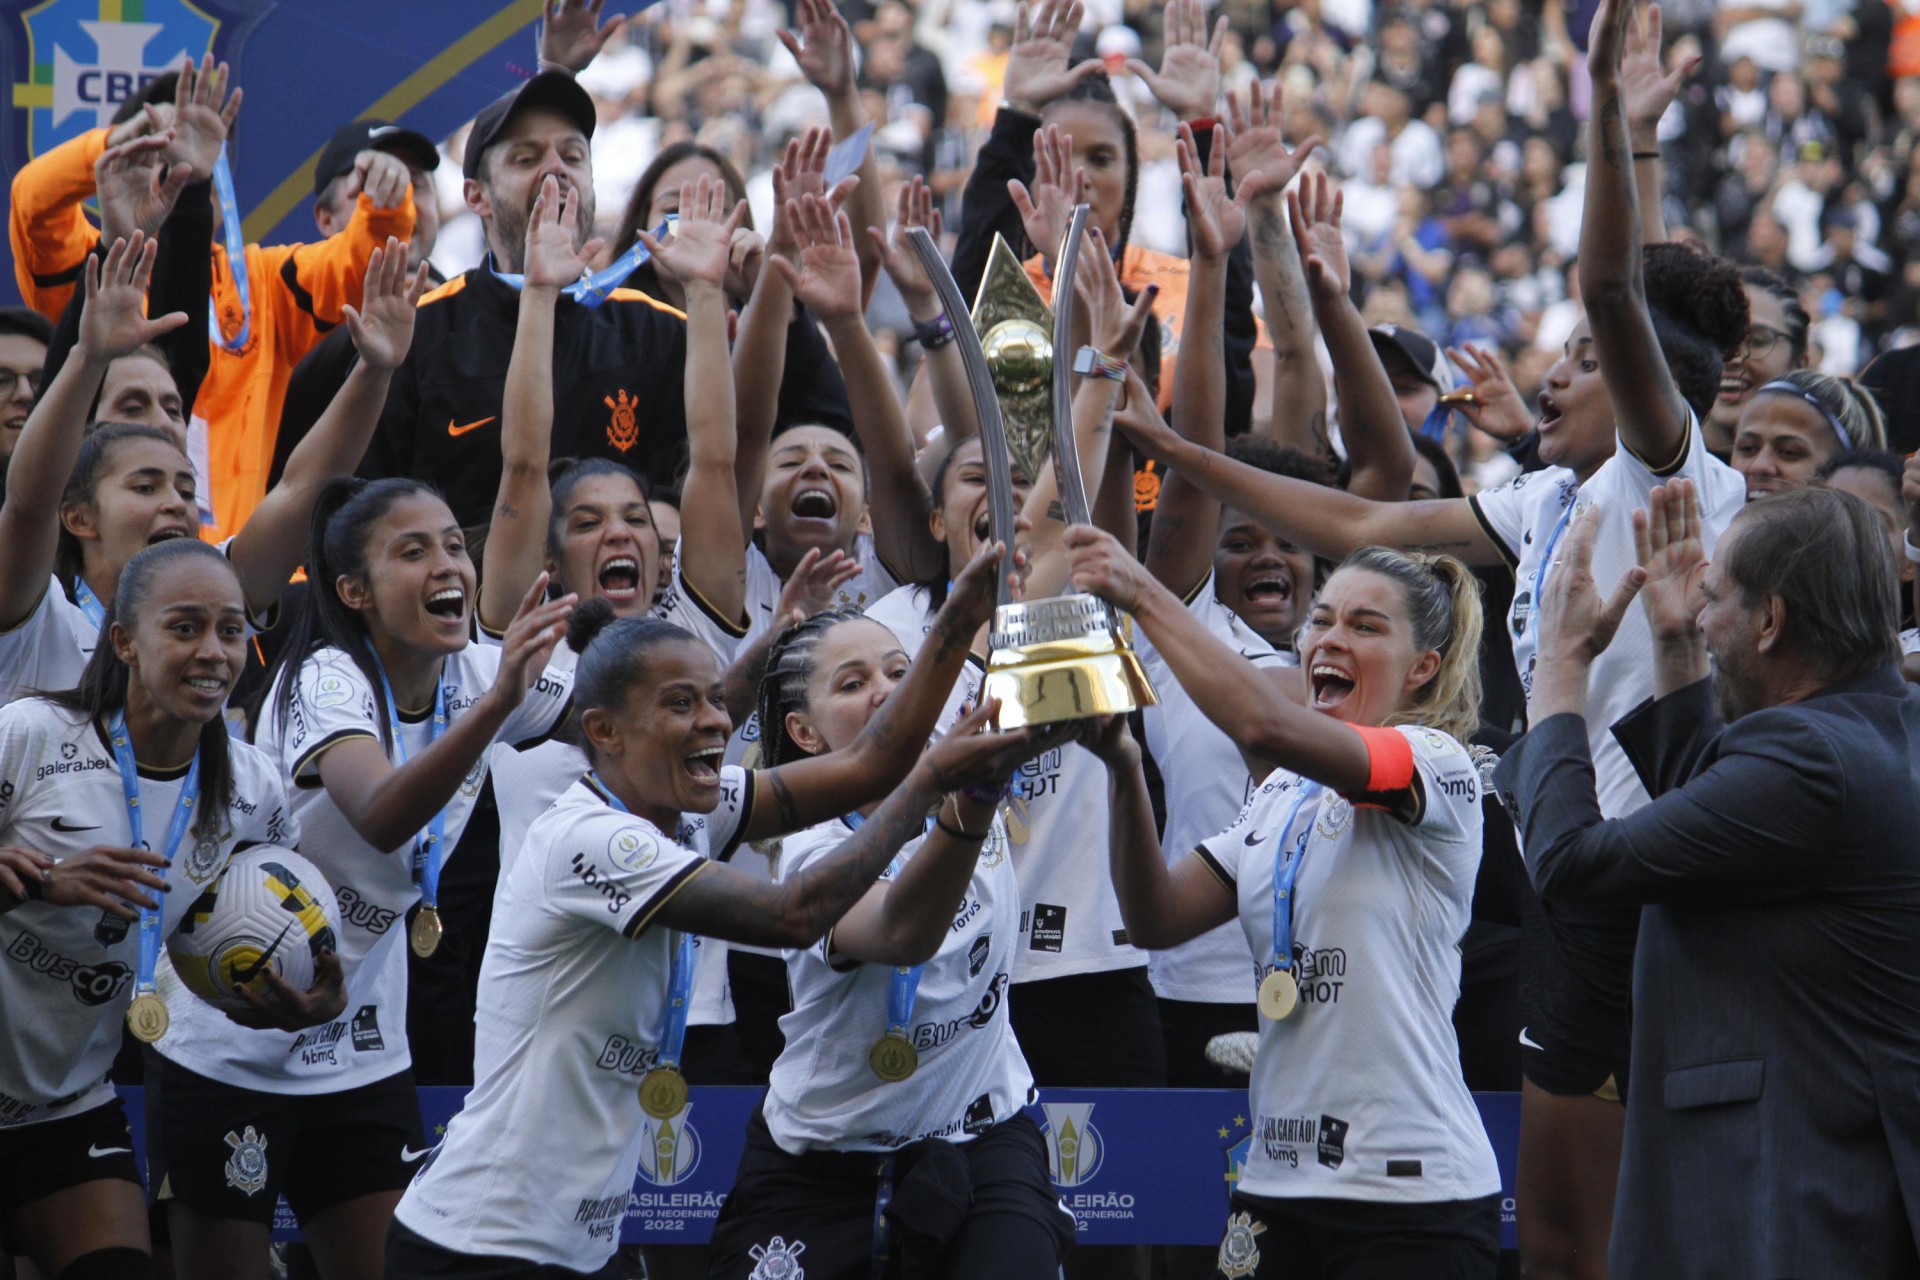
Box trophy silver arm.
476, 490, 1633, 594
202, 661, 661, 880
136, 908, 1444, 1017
1049, 203, 1095, 528
905, 226, 1018, 608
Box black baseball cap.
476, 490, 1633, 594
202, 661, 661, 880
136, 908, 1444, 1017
462, 70, 596, 181
312, 120, 440, 200
1368, 323, 1448, 392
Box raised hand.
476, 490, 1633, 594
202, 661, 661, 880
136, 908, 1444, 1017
344, 237, 431, 373
94, 131, 191, 245
1127, 0, 1227, 120
1077, 225, 1157, 357
1008, 123, 1086, 257
1538, 504, 1645, 666
777, 0, 857, 101
0, 843, 168, 918
768, 194, 862, 320
164, 53, 241, 182
522, 174, 600, 291
871, 175, 944, 311
1224, 80, 1320, 205
1446, 343, 1535, 443
1287, 171, 1349, 303
726, 226, 767, 300
1587, 0, 1638, 79
1179, 123, 1244, 262
490, 573, 579, 710
1633, 479, 1710, 647
78, 233, 189, 362
1620, 4, 1698, 142
775, 548, 863, 624
1003, 0, 1103, 115
639, 174, 750, 291
770, 128, 832, 259
539, 0, 627, 73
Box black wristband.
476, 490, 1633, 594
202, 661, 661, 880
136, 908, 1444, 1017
912, 312, 955, 350
1632, 149, 1661, 160
935, 810, 983, 841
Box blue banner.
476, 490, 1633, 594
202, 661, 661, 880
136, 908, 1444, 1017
117, 1086, 1520, 1248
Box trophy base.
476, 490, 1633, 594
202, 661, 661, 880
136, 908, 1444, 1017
984, 595, 1158, 729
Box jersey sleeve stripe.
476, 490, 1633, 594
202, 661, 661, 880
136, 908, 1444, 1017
510, 696, 574, 750
278, 256, 337, 333
676, 569, 750, 639
1620, 406, 1695, 477
289, 728, 380, 782
621, 860, 711, 939
713, 773, 757, 863
1465, 496, 1520, 570
1192, 845, 1236, 891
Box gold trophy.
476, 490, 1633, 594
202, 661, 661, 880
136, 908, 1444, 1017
906, 206, 1155, 728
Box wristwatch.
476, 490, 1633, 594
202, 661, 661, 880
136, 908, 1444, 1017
1072, 345, 1128, 382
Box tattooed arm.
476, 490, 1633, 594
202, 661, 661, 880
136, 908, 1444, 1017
1580, 0, 1692, 470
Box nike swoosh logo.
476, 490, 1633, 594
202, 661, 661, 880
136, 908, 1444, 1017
401, 1145, 433, 1162
233, 922, 295, 985
1518, 1026, 1545, 1051
447, 416, 496, 437
52, 817, 100, 832
89, 1144, 132, 1158
1242, 830, 1270, 846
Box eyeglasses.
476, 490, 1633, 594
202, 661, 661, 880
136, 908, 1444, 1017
0, 368, 41, 399
1733, 325, 1788, 361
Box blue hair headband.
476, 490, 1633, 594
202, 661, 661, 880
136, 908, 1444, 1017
1753, 379, 1853, 451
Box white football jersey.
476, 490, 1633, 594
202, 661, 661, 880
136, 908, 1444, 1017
1468, 417, 1744, 818
864, 585, 1144, 983
393, 778, 710, 1271
1139, 573, 1295, 1004
490, 740, 751, 1027
153, 643, 571, 1094
1195, 725, 1499, 1203
0, 698, 294, 1127
762, 813, 1033, 1153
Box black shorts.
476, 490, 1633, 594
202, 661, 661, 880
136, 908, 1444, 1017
1157, 998, 1258, 1089
1517, 879, 1634, 1099
708, 1109, 1075, 1280
385, 1218, 621, 1279
1009, 967, 1166, 1087
0, 1099, 142, 1248
1213, 1192, 1500, 1279
144, 1053, 423, 1225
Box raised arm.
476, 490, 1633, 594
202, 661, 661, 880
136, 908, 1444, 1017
0, 234, 185, 629
1067, 524, 1374, 788
1580, 0, 1692, 468
775, 194, 940, 581
645, 177, 748, 624
879, 178, 982, 455
1619, 4, 1700, 249
1291, 173, 1415, 501
738, 543, 1005, 842
1227, 82, 1329, 459
232, 239, 428, 617
478, 177, 603, 634
778, 0, 885, 292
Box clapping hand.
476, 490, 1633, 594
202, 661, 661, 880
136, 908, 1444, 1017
1126, 0, 1227, 120
1537, 504, 1646, 667
1632, 479, 1710, 648
344, 236, 431, 373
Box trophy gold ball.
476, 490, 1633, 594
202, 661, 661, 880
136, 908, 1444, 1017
982, 319, 1052, 397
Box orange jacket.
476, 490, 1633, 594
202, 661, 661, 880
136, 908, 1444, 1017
9, 127, 414, 539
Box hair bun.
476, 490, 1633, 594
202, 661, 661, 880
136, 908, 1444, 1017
1642, 244, 1749, 355
567, 597, 616, 655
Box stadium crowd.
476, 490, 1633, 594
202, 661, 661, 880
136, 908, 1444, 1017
3, 0, 1920, 1277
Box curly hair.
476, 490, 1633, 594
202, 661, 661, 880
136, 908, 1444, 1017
1642, 244, 1750, 420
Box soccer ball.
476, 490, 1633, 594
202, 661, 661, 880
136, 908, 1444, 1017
167, 846, 339, 1012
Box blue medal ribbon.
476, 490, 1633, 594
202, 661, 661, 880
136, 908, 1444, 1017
208, 147, 252, 352
367, 649, 449, 910
488, 218, 672, 308
843, 809, 936, 1039
591, 772, 696, 1072
73, 578, 107, 630
1517, 496, 1580, 635
1267, 781, 1325, 977
93, 713, 199, 1002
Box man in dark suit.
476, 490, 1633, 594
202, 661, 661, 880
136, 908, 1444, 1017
1495, 479, 1920, 1278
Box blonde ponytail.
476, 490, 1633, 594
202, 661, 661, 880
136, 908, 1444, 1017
1339, 546, 1484, 746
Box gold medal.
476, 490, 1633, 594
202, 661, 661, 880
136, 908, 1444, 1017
638, 1066, 689, 1119
410, 907, 443, 959
127, 992, 170, 1043
868, 1031, 919, 1082
1257, 969, 1299, 1022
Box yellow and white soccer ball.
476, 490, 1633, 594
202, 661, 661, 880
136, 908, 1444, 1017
167, 846, 339, 1012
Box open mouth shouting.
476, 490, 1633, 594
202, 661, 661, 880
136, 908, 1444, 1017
1309, 662, 1356, 712
1536, 391, 1564, 435
1242, 569, 1294, 613
1718, 369, 1752, 407
424, 586, 467, 627
597, 554, 644, 603
791, 487, 839, 524
147, 523, 194, 545
683, 744, 724, 787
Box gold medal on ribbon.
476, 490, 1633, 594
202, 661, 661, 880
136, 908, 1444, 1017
638, 1066, 689, 1119
1257, 969, 1299, 1022
868, 1031, 919, 1082
410, 907, 443, 959
127, 992, 170, 1043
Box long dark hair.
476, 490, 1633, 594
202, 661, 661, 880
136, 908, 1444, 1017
44, 539, 235, 834
609, 142, 752, 296
546, 457, 656, 591
754, 605, 871, 768
56, 423, 189, 592
252, 477, 444, 748
1042, 71, 1138, 264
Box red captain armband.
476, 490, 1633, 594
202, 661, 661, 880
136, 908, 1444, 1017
1345, 725, 1417, 805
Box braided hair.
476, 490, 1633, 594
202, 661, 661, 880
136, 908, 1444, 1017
1041, 72, 1138, 265
754, 606, 874, 768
